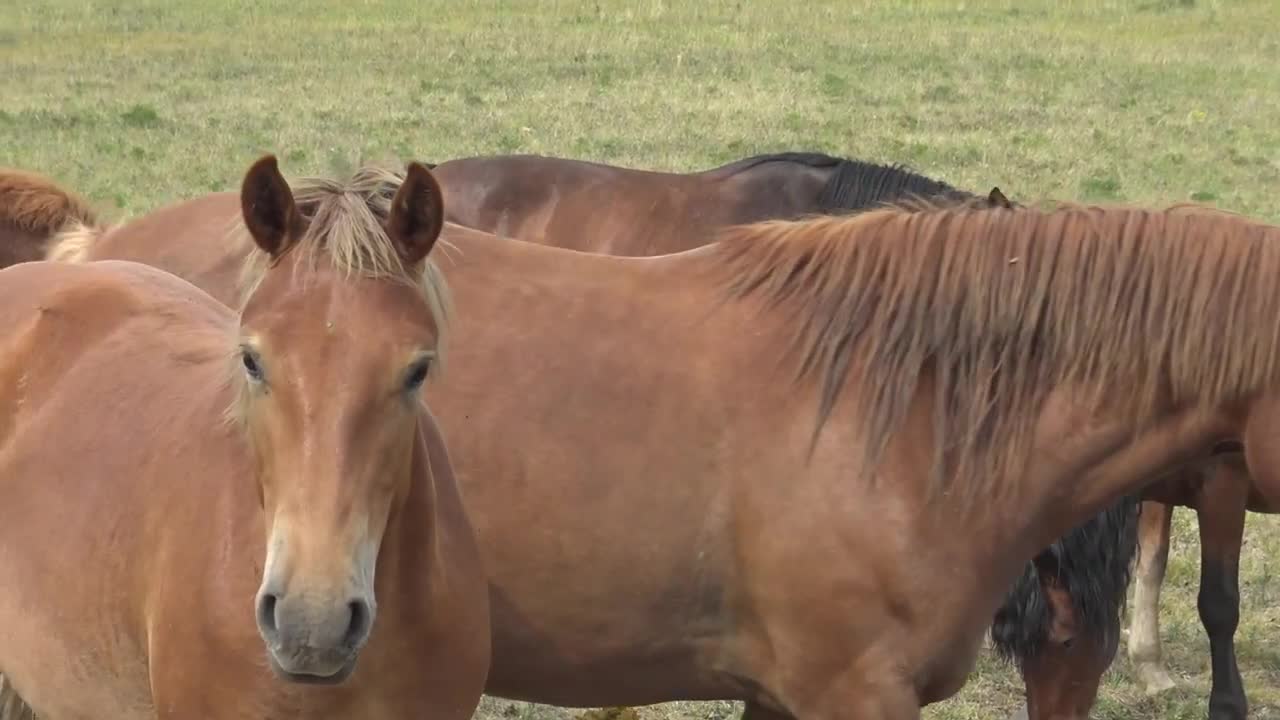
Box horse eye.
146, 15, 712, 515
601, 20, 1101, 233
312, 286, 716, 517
404, 360, 431, 391
242, 350, 264, 381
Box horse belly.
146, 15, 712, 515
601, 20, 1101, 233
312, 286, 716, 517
485, 630, 738, 707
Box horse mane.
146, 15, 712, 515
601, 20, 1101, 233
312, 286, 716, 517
0, 168, 98, 235
715, 198, 1280, 495
705, 152, 847, 177
816, 161, 974, 213
703, 154, 979, 214
231, 164, 453, 368
989, 493, 1140, 666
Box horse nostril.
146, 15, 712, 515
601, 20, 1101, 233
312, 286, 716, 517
257, 593, 280, 636
344, 598, 372, 647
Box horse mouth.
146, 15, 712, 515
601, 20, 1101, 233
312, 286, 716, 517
265, 652, 358, 686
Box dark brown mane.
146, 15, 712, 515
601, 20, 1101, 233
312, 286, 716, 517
0, 168, 98, 235
715, 198, 1280, 495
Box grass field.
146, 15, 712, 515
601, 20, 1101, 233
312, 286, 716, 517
4, 1, 1280, 719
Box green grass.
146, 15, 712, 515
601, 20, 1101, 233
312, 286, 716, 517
4, 1, 1280, 718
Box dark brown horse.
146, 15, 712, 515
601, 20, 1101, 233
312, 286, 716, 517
0, 158, 491, 719
432, 152, 1011, 254
990, 498, 1140, 720
0, 162, 1133, 720
19, 168, 1280, 720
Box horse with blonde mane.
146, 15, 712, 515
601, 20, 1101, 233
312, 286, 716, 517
11, 166, 1280, 720
0, 157, 489, 719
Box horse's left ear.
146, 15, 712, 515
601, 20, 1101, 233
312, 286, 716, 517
987, 186, 1012, 209
386, 161, 444, 266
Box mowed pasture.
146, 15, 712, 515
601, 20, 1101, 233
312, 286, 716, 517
3, 1, 1280, 720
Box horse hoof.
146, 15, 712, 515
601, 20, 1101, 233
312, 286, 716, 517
1136, 666, 1177, 695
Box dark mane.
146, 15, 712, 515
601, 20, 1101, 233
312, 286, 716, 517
705, 152, 847, 177
990, 494, 1140, 665
816, 160, 975, 213
704, 153, 979, 213
715, 199, 1280, 497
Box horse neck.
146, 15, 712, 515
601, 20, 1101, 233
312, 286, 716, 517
1001, 391, 1240, 557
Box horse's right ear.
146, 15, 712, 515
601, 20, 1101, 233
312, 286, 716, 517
987, 186, 1012, 209
240, 155, 302, 258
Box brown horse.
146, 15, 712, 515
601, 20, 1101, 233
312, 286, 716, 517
432, 151, 1011, 253
26, 170, 1280, 720
0, 167, 98, 267
0, 157, 489, 719
428, 152, 1136, 720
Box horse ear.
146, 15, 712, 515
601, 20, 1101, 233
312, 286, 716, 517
386, 161, 444, 266
987, 186, 1012, 209
240, 155, 301, 258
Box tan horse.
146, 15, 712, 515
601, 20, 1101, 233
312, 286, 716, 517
0, 157, 489, 719
20, 172, 1280, 720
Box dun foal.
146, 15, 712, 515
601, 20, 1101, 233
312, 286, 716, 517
0, 157, 489, 719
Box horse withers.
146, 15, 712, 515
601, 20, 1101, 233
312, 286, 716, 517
0, 157, 489, 719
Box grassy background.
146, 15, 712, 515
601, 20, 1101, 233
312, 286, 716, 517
4, 1, 1280, 718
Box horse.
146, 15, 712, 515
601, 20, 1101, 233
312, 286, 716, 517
0, 156, 490, 719
989, 497, 1140, 720
431, 151, 1012, 254
429, 152, 1140, 720
18, 169, 1280, 719
0, 163, 1145, 720
0, 167, 98, 267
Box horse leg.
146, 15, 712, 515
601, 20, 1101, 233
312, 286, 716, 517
1127, 500, 1176, 694
1195, 460, 1249, 720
